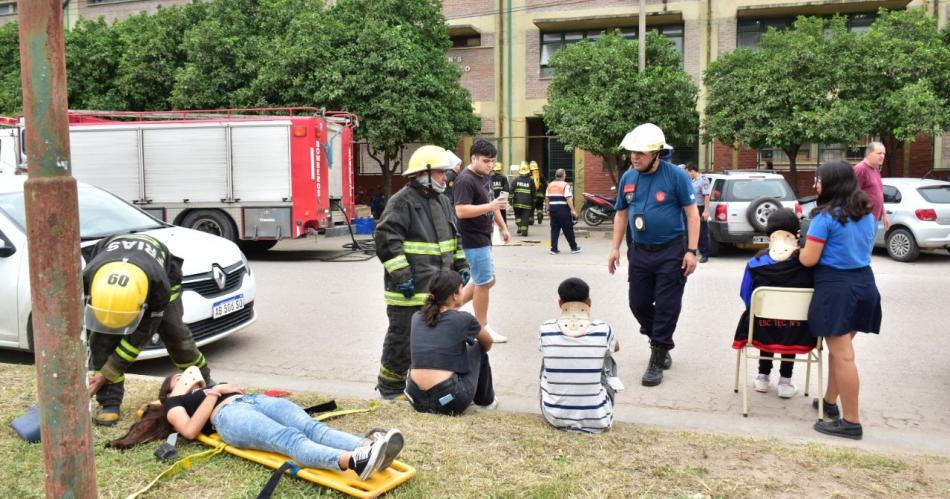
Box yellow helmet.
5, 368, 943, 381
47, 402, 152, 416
529, 161, 539, 171
403, 145, 452, 177
87, 261, 148, 333
492, 162, 503, 172
518, 162, 531, 175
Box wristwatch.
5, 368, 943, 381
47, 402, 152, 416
686, 248, 698, 255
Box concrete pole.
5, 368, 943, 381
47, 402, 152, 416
17, 0, 97, 496
638, 0, 646, 72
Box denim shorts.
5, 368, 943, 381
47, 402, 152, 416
462, 246, 495, 285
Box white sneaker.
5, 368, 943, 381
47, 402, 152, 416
463, 398, 498, 415
777, 377, 798, 399
485, 325, 507, 343
606, 376, 625, 392
753, 374, 770, 393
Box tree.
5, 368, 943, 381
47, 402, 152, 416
543, 32, 699, 187
704, 16, 863, 193
0, 22, 21, 115
65, 18, 126, 111
850, 9, 950, 176
315, 0, 481, 196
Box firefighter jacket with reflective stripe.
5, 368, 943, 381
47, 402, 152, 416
489, 172, 509, 197
375, 181, 468, 306
511, 175, 536, 210
82, 234, 185, 313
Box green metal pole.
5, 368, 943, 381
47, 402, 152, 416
507, 0, 513, 168
17, 0, 97, 496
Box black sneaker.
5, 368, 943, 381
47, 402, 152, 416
364, 428, 404, 472
699, 254, 709, 263
662, 351, 672, 370
350, 435, 387, 480
814, 418, 863, 440
812, 398, 841, 420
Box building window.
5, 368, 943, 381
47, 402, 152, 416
540, 25, 683, 77
737, 12, 877, 48
451, 34, 481, 48
0, 1, 16, 15
758, 146, 812, 169
817, 143, 864, 164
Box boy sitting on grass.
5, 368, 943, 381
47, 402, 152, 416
539, 278, 622, 434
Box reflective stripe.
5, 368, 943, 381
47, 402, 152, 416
106, 374, 124, 384
454, 249, 466, 261
170, 284, 181, 302
438, 239, 458, 253
403, 241, 441, 256
114, 234, 167, 259
383, 255, 410, 273
114, 345, 137, 363
514, 188, 531, 194
384, 291, 429, 306
378, 365, 406, 382
175, 353, 206, 370
119, 338, 140, 355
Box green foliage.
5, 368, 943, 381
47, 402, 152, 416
543, 32, 698, 185
316, 0, 480, 177
65, 18, 125, 110
0, 22, 21, 115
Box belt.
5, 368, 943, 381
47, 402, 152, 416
633, 235, 684, 252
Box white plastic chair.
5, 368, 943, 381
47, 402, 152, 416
733, 287, 823, 418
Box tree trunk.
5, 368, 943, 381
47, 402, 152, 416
783, 145, 801, 196
603, 155, 620, 188
381, 150, 393, 198
881, 134, 902, 177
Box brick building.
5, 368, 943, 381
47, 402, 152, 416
2, 0, 947, 198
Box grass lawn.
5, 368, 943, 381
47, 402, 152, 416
1, 363, 948, 498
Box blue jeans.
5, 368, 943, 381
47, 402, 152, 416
212, 394, 364, 470
462, 245, 495, 285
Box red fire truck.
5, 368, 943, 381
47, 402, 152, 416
1, 108, 357, 253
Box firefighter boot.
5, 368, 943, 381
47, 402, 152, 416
94, 405, 121, 426
641, 346, 668, 387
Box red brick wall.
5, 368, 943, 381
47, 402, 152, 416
80, 0, 192, 23
525, 0, 669, 12
583, 151, 619, 195
525, 28, 550, 100
442, 0, 495, 19
449, 43, 495, 102
891, 135, 934, 178
711, 141, 757, 171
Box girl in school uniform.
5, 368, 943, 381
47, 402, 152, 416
799, 160, 882, 440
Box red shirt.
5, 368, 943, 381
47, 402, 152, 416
854, 160, 884, 221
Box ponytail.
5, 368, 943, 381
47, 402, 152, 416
420, 270, 463, 327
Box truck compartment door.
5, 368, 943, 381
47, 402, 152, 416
231, 125, 291, 202
70, 129, 141, 200
144, 127, 227, 203
327, 122, 344, 200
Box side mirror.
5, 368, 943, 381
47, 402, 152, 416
0, 236, 14, 257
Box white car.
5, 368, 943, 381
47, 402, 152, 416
876, 178, 950, 262
0, 175, 256, 359
706, 171, 802, 255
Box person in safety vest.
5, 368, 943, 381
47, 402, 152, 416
374, 145, 473, 399
530, 161, 548, 224
511, 162, 536, 236
83, 234, 212, 426
544, 168, 581, 254
489, 162, 510, 221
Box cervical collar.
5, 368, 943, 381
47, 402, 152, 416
557, 302, 592, 337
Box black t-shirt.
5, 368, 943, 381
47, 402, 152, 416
162, 390, 240, 436
453, 168, 493, 248
410, 310, 482, 373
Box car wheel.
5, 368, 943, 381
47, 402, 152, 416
708, 236, 722, 257
180, 210, 237, 243
582, 207, 605, 226
886, 228, 919, 262
746, 197, 782, 232
238, 239, 278, 255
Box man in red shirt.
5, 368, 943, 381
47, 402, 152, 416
854, 142, 889, 231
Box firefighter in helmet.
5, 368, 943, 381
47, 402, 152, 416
489, 162, 510, 221
511, 162, 536, 236
530, 161, 548, 224
374, 145, 473, 399
84, 234, 212, 426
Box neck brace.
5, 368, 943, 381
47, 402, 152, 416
170, 366, 205, 397
557, 302, 592, 337
768, 230, 799, 262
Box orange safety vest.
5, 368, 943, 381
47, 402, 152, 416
545, 180, 570, 206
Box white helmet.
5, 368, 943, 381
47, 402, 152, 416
620, 123, 673, 153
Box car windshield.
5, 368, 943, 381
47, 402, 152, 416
725, 179, 795, 201
0, 185, 164, 239
917, 185, 950, 203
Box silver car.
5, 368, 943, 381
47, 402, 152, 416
706, 171, 802, 255
877, 178, 950, 262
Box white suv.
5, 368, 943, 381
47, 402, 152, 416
706, 171, 801, 255
0, 175, 257, 359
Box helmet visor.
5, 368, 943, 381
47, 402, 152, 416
84, 302, 146, 335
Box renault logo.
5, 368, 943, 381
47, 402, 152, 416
212, 266, 227, 291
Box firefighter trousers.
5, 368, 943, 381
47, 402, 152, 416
90, 298, 210, 407
377, 305, 421, 397
514, 208, 532, 235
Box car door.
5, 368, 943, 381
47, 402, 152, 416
877, 184, 902, 245
0, 212, 27, 348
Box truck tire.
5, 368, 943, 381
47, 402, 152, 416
886, 227, 919, 262
746, 197, 782, 232
180, 210, 237, 243
238, 240, 278, 255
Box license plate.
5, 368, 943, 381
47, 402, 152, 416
212, 294, 245, 319
752, 236, 769, 244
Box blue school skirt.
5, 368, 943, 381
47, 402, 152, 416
808, 265, 882, 337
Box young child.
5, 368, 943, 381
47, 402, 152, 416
539, 278, 621, 434
733, 208, 815, 398
800, 160, 882, 440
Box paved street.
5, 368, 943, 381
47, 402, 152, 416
11, 221, 948, 456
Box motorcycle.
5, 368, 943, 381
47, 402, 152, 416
581, 191, 617, 226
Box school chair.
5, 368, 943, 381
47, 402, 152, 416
734, 286, 823, 418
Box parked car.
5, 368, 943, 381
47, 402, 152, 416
0, 175, 257, 359
706, 171, 802, 255
876, 178, 950, 262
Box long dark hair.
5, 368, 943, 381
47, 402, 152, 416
421, 270, 462, 327
810, 160, 871, 224
108, 374, 176, 449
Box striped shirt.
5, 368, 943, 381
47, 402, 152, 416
538, 320, 616, 433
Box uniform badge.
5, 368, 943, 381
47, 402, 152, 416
655, 191, 666, 202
